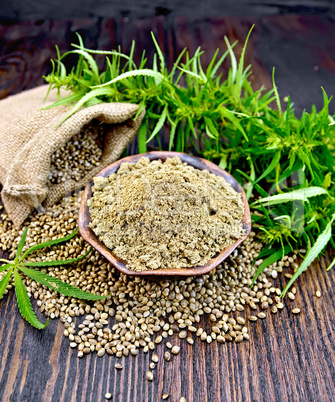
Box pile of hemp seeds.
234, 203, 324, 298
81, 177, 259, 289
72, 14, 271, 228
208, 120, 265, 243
49, 121, 106, 184
0, 127, 308, 384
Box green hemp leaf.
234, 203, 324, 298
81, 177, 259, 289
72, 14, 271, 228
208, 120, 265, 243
0, 227, 107, 329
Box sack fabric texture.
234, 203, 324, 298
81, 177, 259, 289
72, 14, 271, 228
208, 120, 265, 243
0, 85, 145, 228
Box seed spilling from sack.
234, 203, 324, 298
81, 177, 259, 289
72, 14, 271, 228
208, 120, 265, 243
88, 156, 245, 271
49, 121, 107, 184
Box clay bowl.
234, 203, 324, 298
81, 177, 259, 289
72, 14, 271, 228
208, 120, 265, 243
79, 151, 251, 277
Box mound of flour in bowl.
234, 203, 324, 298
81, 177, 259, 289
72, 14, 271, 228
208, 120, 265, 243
87, 157, 245, 271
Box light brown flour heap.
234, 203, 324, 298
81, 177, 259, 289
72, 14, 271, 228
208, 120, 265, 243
88, 157, 245, 271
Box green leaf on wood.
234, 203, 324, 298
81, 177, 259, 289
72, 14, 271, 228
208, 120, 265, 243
282, 216, 335, 296
0, 268, 13, 301
20, 267, 107, 301
14, 268, 49, 329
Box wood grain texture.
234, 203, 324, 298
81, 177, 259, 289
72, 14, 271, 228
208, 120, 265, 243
0, 15, 335, 402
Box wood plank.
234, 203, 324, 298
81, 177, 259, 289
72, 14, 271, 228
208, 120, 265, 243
0, 254, 334, 401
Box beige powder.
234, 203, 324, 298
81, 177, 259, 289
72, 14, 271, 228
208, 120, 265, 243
88, 156, 245, 271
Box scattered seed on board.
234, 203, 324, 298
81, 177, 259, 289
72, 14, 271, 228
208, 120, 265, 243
115, 363, 123, 370
235, 334, 244, 343
0, 187, 299, 363
150, 362, 155, 369
171, 346, 180, 355
271, 306, 278, 314
292, 308, 301, 314
155, 336, 163, 344
146, 372, 154, 381
315, 290, 321, 298
180, 398, 187, 402
98, 348, 105, 357
217, 335, 225, 344
105, 393, 112, 400
179, 331, 187, 339
162, 394, 169, 400
236, 317, 245, 325
257, 312, 266, 319
152, 354, 159, 363
164, 352, 171, 362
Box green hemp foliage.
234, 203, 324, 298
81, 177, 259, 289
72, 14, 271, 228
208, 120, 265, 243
44, 28, 335, 296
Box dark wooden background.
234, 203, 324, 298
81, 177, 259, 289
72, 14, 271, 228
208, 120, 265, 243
0, 15, 335, 402
2, 0, 335, 20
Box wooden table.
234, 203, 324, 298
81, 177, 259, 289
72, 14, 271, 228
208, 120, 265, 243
0, 15, 335, 402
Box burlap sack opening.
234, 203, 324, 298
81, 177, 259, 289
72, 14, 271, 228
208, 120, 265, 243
0, 85, 145, 228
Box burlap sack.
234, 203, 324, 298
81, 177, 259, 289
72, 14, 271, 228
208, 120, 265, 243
0, 85, 145, 228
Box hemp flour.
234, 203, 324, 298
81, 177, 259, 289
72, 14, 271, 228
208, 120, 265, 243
88, 157, 245, 271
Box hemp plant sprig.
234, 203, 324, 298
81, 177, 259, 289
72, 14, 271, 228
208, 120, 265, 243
44, 29, 335, 295
0, 227, 107, 329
